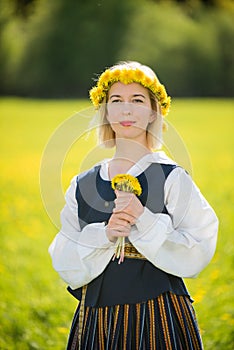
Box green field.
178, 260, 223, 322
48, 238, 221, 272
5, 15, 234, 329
0, 97, 233, 349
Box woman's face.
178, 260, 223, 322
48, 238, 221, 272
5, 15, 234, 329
106, 82, 156, 144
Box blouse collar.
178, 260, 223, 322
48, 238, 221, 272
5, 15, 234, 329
99, 151, 177, 180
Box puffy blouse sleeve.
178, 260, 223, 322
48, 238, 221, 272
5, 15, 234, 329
48, 176, 115, 289
130, 167, 219, 278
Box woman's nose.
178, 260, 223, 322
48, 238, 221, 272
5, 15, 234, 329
122, 102, 132, 115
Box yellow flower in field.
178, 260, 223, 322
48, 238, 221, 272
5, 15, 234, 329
221, 313, 234, 326
193, 288, 206, 303
111, 174, 142, 263
210, 269, 220, 281
57, 327, 69, 334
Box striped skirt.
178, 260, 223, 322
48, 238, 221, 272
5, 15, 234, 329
67, 292, 203, 350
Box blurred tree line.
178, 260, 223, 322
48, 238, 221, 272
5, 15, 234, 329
0, 0, 233, 98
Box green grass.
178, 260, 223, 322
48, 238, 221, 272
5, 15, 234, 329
0, 97, 233, 349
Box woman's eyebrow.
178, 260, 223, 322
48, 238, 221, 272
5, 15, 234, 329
132, 94, 146, 99
109, 94, 121, 99
109, 93, 146, 99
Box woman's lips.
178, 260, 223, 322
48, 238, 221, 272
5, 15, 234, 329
120, 121, 135, 127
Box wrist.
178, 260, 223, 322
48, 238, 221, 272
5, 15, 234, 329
105, 227, 117, 243
134, 205, 144, 220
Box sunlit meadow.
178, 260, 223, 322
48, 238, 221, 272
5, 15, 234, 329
0, 97, 233, 349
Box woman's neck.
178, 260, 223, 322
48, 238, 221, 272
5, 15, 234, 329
108, 139, 152, 177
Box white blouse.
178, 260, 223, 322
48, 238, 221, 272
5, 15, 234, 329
49, 151, 219, 289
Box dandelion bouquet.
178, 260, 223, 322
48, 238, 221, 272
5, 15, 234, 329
111, 174, 142, 263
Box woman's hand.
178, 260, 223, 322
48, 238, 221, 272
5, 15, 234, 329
106, 191, 144, 243
113, 190, 144, 219
106, 212, 134, 242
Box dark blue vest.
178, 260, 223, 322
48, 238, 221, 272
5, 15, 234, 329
68, 163, 189, 306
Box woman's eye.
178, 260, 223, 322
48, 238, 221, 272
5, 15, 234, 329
111, 99, 122, 103
132, 99, 144, 103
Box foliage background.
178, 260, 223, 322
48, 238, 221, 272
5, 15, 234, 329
0, 0, 234, 98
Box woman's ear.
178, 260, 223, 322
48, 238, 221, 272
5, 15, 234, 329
149, 110, 157, 123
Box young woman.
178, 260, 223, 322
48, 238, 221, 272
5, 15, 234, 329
49, 61, 218, 349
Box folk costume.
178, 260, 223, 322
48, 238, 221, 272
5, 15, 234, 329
49, 62, 218, 349
49, 152, 218, 350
